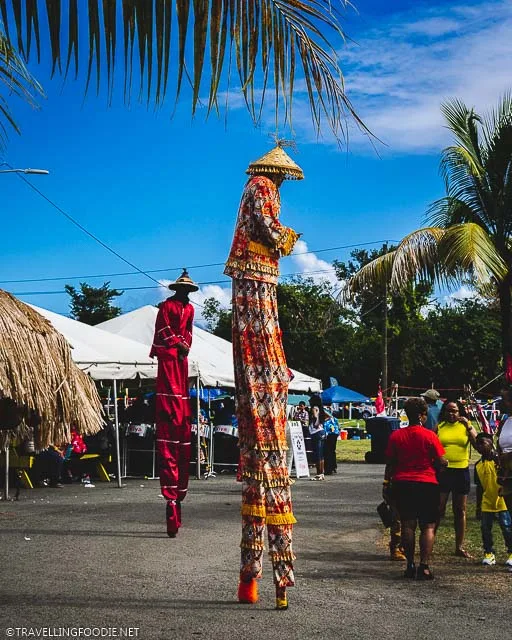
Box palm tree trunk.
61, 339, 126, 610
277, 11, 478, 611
498, 274, 512, 376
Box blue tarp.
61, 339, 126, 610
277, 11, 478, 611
321, 386, 370, 404
189, 388, 230, 402
287, 394, 311, 406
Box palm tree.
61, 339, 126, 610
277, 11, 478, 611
347, 94, 512, 378
0, 31, 44, 149
0, 0, 368, 147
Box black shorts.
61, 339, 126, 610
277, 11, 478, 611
393, 481, 440, 526
438, 468, 470, 496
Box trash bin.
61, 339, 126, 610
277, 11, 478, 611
364, 417, 401, 463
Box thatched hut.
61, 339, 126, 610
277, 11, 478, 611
0, 289, 103, 448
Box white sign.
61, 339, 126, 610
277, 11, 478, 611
286, 421, 310, 479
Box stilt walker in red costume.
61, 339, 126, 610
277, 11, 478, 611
150, 269, 198, 538
225, 144, 303, 610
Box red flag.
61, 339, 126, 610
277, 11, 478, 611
375, 385, 386, 415
475, 402, 491, 434
506, 353, 512, 384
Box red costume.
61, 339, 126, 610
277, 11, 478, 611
150, 292, 194, 537
225, 145, 303, 610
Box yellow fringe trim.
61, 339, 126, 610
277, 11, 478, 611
241, 504, 266, 518
269, 551, 296, 562
241, 473, 292, 489
239, 439, 288, 451
266, 513, 297, 525
248, 240, 276, 257
240, 542, 265, 551
225, 258, 279, 278
278, 229, 299, 257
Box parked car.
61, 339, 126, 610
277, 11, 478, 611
353, 402, 377, 420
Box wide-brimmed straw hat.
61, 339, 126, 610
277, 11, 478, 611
246, 145, 304, 181
168, 269, 199, 292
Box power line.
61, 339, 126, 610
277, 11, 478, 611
14, 172, 162, 286
0, 240, 396, 285
9, 266, 345, 297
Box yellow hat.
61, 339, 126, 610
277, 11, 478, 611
246, 145, 304, 180
168, 269, 199, 292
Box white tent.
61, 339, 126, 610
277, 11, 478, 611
97, 305, 321, 393
29, 304, 163, 380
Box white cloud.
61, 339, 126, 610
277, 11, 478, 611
190, 283, 232, 328
337, 0, 512, 153
443, 285, 479, 306
155, 279, 232, 328
223, 0, 512, 154
289, 239, 339, 289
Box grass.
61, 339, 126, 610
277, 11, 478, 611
335, 438, 483, 465
336, 439, 371, 463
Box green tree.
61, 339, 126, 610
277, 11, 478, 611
0, 32, 44, 148
202, 297, 232, 342
277, 277, 354, 385
203, 278, 355, 385
348, 94, 512, 374
0, 1, 369, 146
423, 299, 501, 392
65, 281, 123, 325
335, 246, 434, 393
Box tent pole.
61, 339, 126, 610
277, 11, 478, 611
3, 441, 9, 501
113, 379, 122, 488
196, 375, 201, 480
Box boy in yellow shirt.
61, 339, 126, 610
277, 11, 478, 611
474, 433, 512, 567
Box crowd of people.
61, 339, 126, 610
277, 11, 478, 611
382, 388, 512, 579
291, 396, 340, 480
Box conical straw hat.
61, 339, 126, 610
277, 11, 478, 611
168, 269, 199, 292
246, 145, 304, 180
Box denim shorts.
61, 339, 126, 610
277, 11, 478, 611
310, 432, 325, 461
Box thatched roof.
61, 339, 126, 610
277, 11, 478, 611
0, 289, 103, 447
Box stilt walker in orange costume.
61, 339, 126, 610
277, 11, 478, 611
150, 270, 198, 538
224, 144, 303, 610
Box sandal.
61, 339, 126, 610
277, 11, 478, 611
455, 548, 473, 559
416, 564, 434, 580
403, 563, 416, 579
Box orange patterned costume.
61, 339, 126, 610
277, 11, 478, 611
225, 157, 301, 608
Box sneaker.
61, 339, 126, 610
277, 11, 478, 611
390, 548, 407, 561
310, 474, 325, 481
505, 554, 512, 567
482, 553, 496, 566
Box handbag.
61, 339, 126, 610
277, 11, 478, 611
377, 500, 393, 528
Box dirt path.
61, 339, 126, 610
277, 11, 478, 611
0, 464, 510, 639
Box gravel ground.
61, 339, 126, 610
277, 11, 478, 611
0, 463, 510, 640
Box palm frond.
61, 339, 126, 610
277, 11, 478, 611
0, 0, 370, 143
389, 227, 446, 290
479, 92, 512, 237
426, 196, 486, 229
0, 32, 44, 149
441, 98, 484, 176
439, 222, 508, 284
345, 250, 396, 299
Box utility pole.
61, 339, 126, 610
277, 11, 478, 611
382, 279, 388, 401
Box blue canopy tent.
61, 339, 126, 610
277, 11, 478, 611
321, 386, 370, 405
189, 388, 230, 402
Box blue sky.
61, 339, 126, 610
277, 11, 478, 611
1, 0, 510, 322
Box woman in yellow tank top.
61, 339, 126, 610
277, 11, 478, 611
437, 400, 478, 558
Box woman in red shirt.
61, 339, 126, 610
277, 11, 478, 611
384, 397, 447, 580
